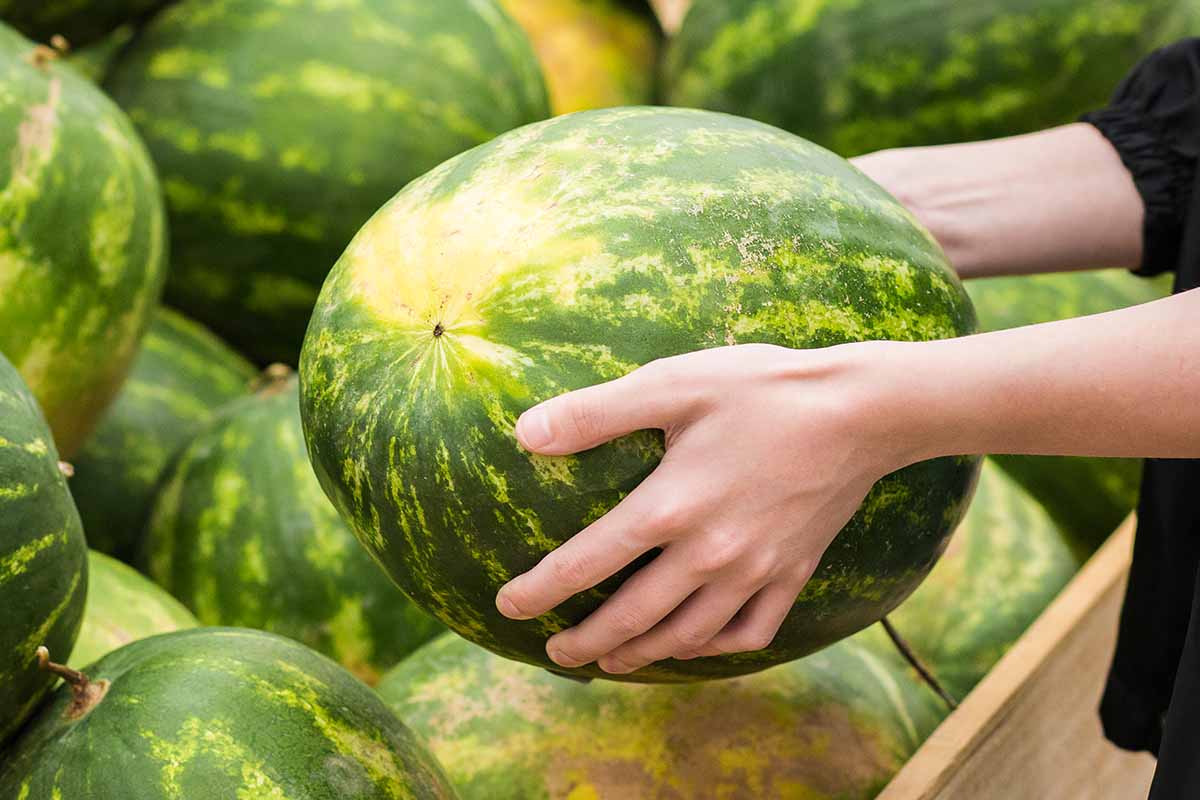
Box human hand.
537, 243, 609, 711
494, 342, 914, 674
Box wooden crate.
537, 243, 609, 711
879, 518, 1157, 799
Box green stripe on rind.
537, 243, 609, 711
70, 307, 256, 561
499, 0, 661, 115
0, 351, 88, 747
104, 0, 550, 366
0, 23, 168, 457
0, 628, 458, 799
69, 550, 198, 670
143, 378, 444, 685
888, 460, 1081, 700
0, 1, 168, 47
377, 627, 944, 799
967, 269, 1172, 557
300, 107, 981, 683
663, 0, 1200, 157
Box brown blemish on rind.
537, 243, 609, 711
36, 646, 110, 721
12, 77, 61, 181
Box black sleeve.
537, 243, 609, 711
1081, 38, 1200, 276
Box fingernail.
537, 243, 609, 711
496, 590, 523, 619
547, 645, 583, 668
516, 407, 553, 450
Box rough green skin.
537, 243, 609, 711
0, 23, 168, 458
144, 378, 444, 685
301, 107, 981, 682
0, 352, 88, 747
664, 0, 1200, 157
71, 307, 256, 562
0, 628, 459, 799
0, 0, 167, 48
888, 460, 1081, 701
378, 628, 944, 800
967, 270, 1173, 557
69, 550, 197, 670
104, 0, 550, 366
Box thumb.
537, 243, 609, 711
515, 361, 686, 455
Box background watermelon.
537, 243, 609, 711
966, 270, 1172, 556
0, 22, 168, 457
378, 626, 944, 800
144, 374, 444, 684
69, 550, 197, 670
65, 24, 137, 83
0, 352, 88, 746
887, 460, 1081, 700
499, 0, 660, 114
70, 307, 256, 561
300, 107, 981, 682
0, 1, 169, 48
104, 0, 550, 366
663, 0, 1199, 157
0, 628, 458, 799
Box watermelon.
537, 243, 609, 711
144, 372, 444, 684
0, 23, 168, 458
0, 628, 459, 799
377, 627, 944, 799
967, 270, 1172, 556
0, 1, 168, 48
69, 550, 197, 670
70, 307, 256, 561
887, 460, 1081, 700
499, 0, 660, 115
300, 107, 981, 683
65, 23, 137, 83
0, 352, 88, 747
663, 0, 1199, 157
104, 0, 550, 366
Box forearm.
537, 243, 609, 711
852, 124, 1144, 279
862, 288, 1200, 464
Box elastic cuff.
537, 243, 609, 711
1082, 107, 1193, 277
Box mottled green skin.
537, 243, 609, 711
144, 379, 444, 685
0, 628, 459, 799
70, 550, 198, 670
301, 107, 981, 682
105, 0, 550, 366
888, 460, 1081, 701
378, 628, 943, 800
968, 270, 1172, 557
71, 307, 256, 562
0, 0, 167, 47
0, 23, 168, 457
65, 23, 137, 83
0, 352, 88, 747
664, 0, 1200, 157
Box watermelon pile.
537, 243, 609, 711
0, 1, 1172, 796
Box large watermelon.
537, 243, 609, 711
967, 270, 1172, 556
663, 0, 1198, 157
144, 373, 444, 684
0, 628, 458, 799
0, 352, 88, 747
0, 23, 168, 456
499, 0, 660, 115
887, 460, 1081, 700
300, 107, 981, 683
70, 307, 256, 561
104, 0, 550, 366
0, 1, 168, 48
377, 627, 944, 799
69, 550, 197, 670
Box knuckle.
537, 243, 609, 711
566, 397, 606, 442
549, 551, 592, 593
670, 625, 713, 650
694, 529, 747, 575
608, 606, 648, 638
644, 497, 690, 534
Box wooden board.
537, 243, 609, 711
880, 517, 1156, 798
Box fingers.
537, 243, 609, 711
496, 467, 687, 620
515, 358, 694, 455
542, 544, 705, 668
594, 577, 764, 674
680, 576, 809, 660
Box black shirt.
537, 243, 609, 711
1080, 39, 1200, 797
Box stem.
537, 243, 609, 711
36, 646, 110, 719
880, 617, 959, 711
252, 363, 294, 396
57, 461, 74, 478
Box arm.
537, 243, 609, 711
852, 123, 1145, 278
